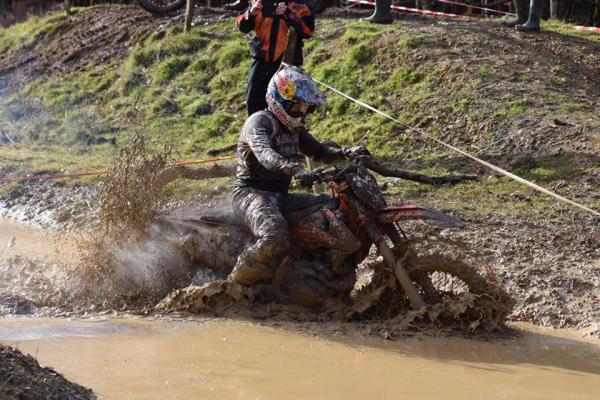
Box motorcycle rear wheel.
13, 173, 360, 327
137, 0, 186, 15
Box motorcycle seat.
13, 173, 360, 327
176, 196, 337, 227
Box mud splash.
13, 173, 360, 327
65, 131, 197, 311
0, 132, 195, 314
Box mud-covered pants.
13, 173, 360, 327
229, 187, 328, 285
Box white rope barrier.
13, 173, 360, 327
284, 62, 600, 217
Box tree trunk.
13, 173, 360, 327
13, 1, 27, 21
550, 0, 558, 18
184, 0, 195, 34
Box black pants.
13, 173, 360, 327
246, 58, 281, 116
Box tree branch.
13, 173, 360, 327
360, 158, 479, 186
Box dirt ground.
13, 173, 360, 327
0, 345, 96, 400
0, 6, 234, 97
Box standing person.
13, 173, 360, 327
503, 0, 542, 32
516, 0, 542, 32
364, 0, 393, 24
236, 0, 315, 115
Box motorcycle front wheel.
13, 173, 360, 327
407, 254, 514, 330
137, 0, 186, 15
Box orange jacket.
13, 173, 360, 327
236, 1, 315, 63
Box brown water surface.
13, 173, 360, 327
0, 215, 74, 260
1, 214, 600, 399
1, 317, 599, 400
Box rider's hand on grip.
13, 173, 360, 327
344, 145, 371, 159
293, 168, 318, 188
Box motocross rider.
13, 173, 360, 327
228, 66, 366, 285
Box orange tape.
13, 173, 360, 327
0, 155, 236, 184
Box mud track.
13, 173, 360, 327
0, 7, 598, 338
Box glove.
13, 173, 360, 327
343, 145, 371, 159
293, 168, 318, 188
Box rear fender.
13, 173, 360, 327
377, 205, 463, 227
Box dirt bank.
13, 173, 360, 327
0, 6, 235, 97
0, 345, 96, 400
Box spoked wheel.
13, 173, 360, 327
408, 254, 513, 330
137, 0, 186, 15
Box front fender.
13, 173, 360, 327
377, 205, 463, 228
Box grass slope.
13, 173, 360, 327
0, 7, 598, 219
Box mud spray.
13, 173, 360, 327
0, 131, 197, 314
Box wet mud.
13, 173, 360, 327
0, 127, 597, 339
0, 344, 96, 400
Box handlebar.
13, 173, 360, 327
297, 156, 479, 189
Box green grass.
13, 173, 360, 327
0, 11, 73, 53
543, 19, 600, 43
0, 8, 598, 220
494, 99, 527, 118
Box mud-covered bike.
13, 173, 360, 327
158, 155, 510, 328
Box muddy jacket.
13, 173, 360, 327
235, 110, 344, 193
235, 0, 314, 63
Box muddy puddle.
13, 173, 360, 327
0, 215, 72, 260
1, 207, 599, 399
0, 316, 598, 400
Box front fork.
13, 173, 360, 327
348, 197, 425, 310
363, 223, 425, 310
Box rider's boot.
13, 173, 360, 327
516, 0, 541, 32
224, 0, 249, 11
228, 251, 273, 286
362, 0, 393, 24
502, 0, 528, 27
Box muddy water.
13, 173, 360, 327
0, 317, 599, 400
1, 215, 600, 399
0, 215, 76, 260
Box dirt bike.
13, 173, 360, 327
157, 156, 510, 328
137, 0, 186, 15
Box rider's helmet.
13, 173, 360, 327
266, 66, 325, 131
